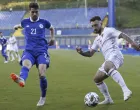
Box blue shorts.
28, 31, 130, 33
20, 50, 50, 68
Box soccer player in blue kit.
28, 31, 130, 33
0, 32, 8, 63
10, 2, 55, 106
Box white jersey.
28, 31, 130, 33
9, 36, 17, 44
6, 39, 11, 51
8, 36, 18, 52
91, 27, 123, 61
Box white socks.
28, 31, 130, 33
8, 52, 15, 61
110, 70, 129, 93
96, 70, 130, 101
96, 82, 111, 100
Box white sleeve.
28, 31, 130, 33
112, 28, 122, 38
13, 36, 17, 42
91, 39, 99, 51
50, 25, 54, 29
14, 24, 22, 29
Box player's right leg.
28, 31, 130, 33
16, 52, 21, 62
104, 57, 132, 101
8, 46, 15, 61
10, 51, 34, 87
10, 59, 32, 87
14, 45, 21, 62
10, 73, 25, 87
2, 47, 8, 63
6, 44, 10, 60
94, 70, 114, 105
10, 51, 15, 61
36, 53, 50, 106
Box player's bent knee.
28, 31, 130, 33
94, 76, 105, 83
94, 77, 102, 83
38, 64, 47, 77
39, 72, 46, 77
22, 59, 32, 69
94, 71, 108, 83
104, 61, 115, 73
39, 71, 46, 77
93, 76, 102, 83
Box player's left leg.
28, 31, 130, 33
2, 47, 8, 63
6, 44, 10, 60
15, 52, 21, 62
104, 61, 132, 101
36, 53, 50, 106
10, 51, 15, 61
13, 45, 21, 62
94, 69, 114, 105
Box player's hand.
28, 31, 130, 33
76, 46, 82, 53
48, 39, 55, 46
14, 26, 18, 30
14, 25, 19, 30
131, 43, 140, 51
14, 24, 22, 30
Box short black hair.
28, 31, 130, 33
29, 2, 39, 10
90, 16, 101, 22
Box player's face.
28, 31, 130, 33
91, 20, 102, 33
30, 8, 39, 21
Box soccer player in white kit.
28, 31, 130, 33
7, 37, 14, 61
8, 35, 21, 62
76, 16, 140, 104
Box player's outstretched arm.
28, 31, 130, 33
119, 33, 140, 51
14, 24, 22, 30
50, 27, 55, 40
3, 38, 8, 46
48, 26, 55, 46
76, 47, 96, 57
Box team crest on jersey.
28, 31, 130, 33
39, 24, 43, 28
26, 25, 29, 27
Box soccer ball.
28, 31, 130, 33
84, 92, 99, 107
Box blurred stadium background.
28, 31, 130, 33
0, 1, 140, 110
0, 0, 140, 55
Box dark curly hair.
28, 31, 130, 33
29, 2, 39, 10
90, 16, 101, 22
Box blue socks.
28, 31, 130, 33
4, 55, 8, 61
20, 66, 29, 81
40, 76, 47, 97
19, 66, 47, 97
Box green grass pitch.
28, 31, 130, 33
0, 49, 140, 110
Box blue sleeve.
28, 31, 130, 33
21, 19, 26, 28
44, 20, 51, 29
4, 38, 7, 44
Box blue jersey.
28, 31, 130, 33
21, 17, 51, 54
0, 36, 7, 47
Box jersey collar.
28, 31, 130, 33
30, 17, 40, 22
0, 36, 4, 39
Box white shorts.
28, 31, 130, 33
12, 44, 18, 52
7, 44, 13, 51
7, 44, 10, 51
99, 53, 124, 75
6, 44, 18, 52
